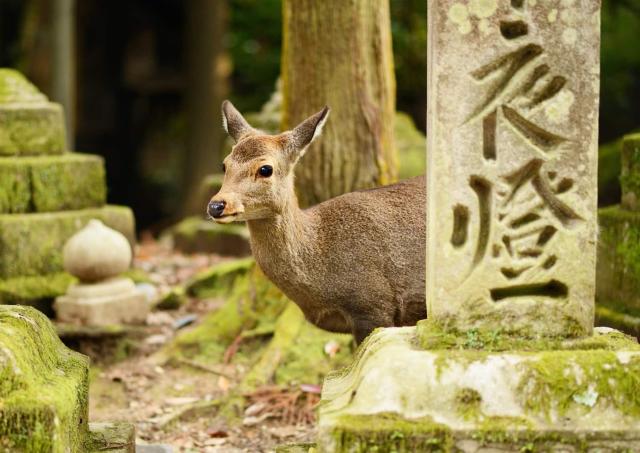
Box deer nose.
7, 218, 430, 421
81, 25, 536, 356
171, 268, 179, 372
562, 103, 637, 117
208, 200, 226, 218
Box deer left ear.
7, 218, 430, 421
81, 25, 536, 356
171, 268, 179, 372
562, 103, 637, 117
287, 106, 330, 158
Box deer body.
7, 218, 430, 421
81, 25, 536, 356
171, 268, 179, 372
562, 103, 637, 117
211, 101, 426, 343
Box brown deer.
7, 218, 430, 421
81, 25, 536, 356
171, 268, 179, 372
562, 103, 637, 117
208, 100, 426, 343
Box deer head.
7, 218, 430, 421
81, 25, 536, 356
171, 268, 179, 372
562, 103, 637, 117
208, 100, 330, 223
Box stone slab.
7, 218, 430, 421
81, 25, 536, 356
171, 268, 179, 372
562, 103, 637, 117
621, 133, 640, 211
170, 215, 251, 256
318, 325, 640, 452
0, 205, 135, 279
87, 422, 136, 452
0, 103, 67, 155
0, 305, 90, 452
596, 205, 640, 318
55, 277, 150, 326
427, 0, 601, 337
0, 153, 106, 213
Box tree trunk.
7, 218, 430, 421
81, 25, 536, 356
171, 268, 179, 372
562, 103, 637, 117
281, 0, 397, 206
51, 0, 76, 148
182, 0, 229, 216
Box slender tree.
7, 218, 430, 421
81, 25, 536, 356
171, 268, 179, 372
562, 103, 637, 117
281, 0, 397, 206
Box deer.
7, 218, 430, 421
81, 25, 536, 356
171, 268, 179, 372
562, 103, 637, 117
208, 100, 426, 344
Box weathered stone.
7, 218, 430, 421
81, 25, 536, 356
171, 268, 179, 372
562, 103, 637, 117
54, 277, 149, 326
0, 305, 89, 451
621, 133, 640, 211
63, 219, 132, 282
0, 272, 76, 315
596, 205, 640, 318
0, 153, 106, 213
87, 422, 136, 452
171, 215, 251, 256
427, 0, 600, 337
318, 326, 640, 452
0, 69, 66, 155
0, 206, 135, 279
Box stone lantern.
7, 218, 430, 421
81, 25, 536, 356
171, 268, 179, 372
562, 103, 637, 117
54, 219, 149, 325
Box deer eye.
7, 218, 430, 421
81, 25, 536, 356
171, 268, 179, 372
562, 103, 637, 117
258, 165, 273, 177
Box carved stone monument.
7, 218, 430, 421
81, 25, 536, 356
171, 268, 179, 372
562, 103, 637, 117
315, 1, 640, 451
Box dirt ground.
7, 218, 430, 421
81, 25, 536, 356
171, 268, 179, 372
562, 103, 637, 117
83, 236, 317, 452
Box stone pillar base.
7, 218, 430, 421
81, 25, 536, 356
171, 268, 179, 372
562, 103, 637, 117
317, 322, 640, 452
54, 277, 149, 325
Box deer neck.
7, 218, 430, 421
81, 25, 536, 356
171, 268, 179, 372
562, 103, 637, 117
246, 195, 316, 277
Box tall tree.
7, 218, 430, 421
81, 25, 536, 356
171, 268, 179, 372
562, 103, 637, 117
182, 0, 228, 216
281, 0, 397, 206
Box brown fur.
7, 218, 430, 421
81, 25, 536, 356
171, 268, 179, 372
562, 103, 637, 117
213, 101, 426, 343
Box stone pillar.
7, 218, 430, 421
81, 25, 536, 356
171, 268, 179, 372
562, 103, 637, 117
427, 0, 600, 337
316, 2, 640, 451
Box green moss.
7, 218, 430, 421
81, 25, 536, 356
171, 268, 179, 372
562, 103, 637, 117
275, 443, 316, 453
0, 273, 76, 314
185, 257, 254, 298
121, 267, 152, 284
516, 350, 640, 420
417, 318, 640, 352
0, 68, 47, 104
0, 205, 135, 278
455, 388, 482, 421
0, 154, 106, 213
0, 104, 66, 155
597, 206, 640, 317
156, 286, 187, 310
0, 305, 89, 452
171, 216, 250, 255
326, 412, 453, 453
621, 133, 640, 210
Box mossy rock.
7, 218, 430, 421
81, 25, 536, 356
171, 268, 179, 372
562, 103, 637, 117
0, 305, 90, 452
0, 272, 76, 315
319, 325, 640, 452
170, 215, 251, 256
621, 133, 640, 211
86, 422, 135, 452
185, 257, 255, 299
596, 206, 640, 318
0, 206, 135, 279
0, 153, 106, 213
0, 68, 47, 104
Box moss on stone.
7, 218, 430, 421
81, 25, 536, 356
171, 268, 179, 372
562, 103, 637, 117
0, 272, 76, 315
171, 215, 250, 256
0, 68, 47, 104
86, 422, 135, 452
0, 305, 90, 452
597, 206, 640, 317
0, 205, 135, 279
0, 154, 106, 213
621, 133, 640, 211
0, 104, 66, 155
417, 318, 639, 352
156, 286, 187, 310
185, 257, 254, 298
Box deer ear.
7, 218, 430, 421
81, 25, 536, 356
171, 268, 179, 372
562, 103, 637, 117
222, 100, 257, 143
288, 106, 330, 157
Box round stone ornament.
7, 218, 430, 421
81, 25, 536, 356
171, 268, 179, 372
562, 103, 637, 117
63, 219, 132, 282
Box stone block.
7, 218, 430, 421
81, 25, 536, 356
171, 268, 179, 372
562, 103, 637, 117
0, 272, 76, 315
0, 103, 67, 155
0, 153, 106, 213
54, 277, 149, 326
87, 422, 136, 452
0, 206, 135, 279
621, 133, 640, 211
0, 305, 90, 452
426, 0, 600, 337
0, 68, 66, 155
318, 325, 640, 452
171, 215, 251, 256
596, 205, 640, 318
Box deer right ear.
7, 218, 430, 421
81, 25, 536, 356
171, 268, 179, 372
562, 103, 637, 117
222, 100, 257, 143
287, 106, 330, 158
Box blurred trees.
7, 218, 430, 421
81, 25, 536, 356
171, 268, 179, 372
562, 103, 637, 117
281, 0, 397, 206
